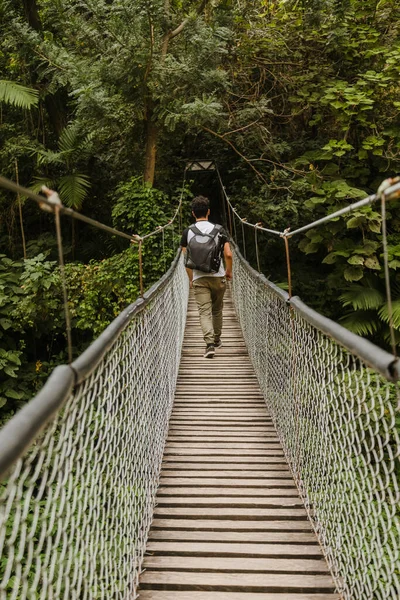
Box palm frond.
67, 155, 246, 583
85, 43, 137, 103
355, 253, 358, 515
58, 174, 91, 210
339, 285, 384, 310
378, 300, 400, 330
339, 310, 381, 337
0, 80, 39, 109
36, 149, 66, 166
29, 178, 56, 195
58, 123, 81, 154
382, 326, 400, 347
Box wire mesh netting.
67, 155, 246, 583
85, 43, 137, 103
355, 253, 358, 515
232, 248, 400, 600
0, 257, 188, 600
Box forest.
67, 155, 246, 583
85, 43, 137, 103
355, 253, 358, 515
0, 0, 400, 423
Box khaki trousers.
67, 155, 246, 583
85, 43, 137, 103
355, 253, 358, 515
193, 276, 227, 346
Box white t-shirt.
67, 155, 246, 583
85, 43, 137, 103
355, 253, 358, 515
184, 220, 226, 281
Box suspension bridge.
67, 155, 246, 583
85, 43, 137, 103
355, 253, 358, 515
0, 170, 400, 600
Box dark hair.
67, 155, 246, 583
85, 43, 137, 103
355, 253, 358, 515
191, 196, 210, 218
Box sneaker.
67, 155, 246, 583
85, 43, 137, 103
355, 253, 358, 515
214, 338, 223, 349
204, 344, 215, 358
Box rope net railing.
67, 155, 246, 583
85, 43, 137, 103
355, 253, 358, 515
232, 245, 400, 600
0, 252, 188, 600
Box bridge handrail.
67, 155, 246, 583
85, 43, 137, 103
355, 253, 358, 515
233, 243, 399, 382
232, 245, 400, 600
0, 249, 182, 481
0, 250, 188, 600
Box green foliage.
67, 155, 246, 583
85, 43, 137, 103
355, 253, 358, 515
0, 0, 399, 419
112, 177, 173, 235
0, 253, 61, 417
31, 122, 92, 210
65, 248, 141, 335
0, 79, 38, 108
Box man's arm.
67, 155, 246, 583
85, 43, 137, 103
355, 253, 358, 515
181, 247, 193, 287
224, 242, 233, 280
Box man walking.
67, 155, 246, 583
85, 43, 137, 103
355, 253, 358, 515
181, 196, 232, 358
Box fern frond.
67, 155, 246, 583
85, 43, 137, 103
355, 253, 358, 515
0, 80, 39, 109
58, 174, 90, 210
339, 310, 380, 337
339, 285, 384, 310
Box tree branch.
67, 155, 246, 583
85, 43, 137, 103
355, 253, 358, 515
169, 0, 210, 41
32, 49, 68, 72
144, 13, 155, 84
221, 118, 262, 138
201, 125, 268, 183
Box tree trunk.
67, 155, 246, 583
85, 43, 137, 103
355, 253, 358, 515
142, 0, 209, 184
22, 0, 67, 137
15, 159, 27, 259
44, 90, 68, 137
144, 103, 158, 186
22, 0, 42, 30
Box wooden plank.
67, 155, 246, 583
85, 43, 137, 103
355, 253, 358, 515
167, 418, 271, 423
171, 407, 267, 412
166, 436, 279, 442
169, 419, 273, 424
160, 471, 291, 479
156, 497, 304, 507
159, 478, 295, 487
142, 556, 330, 573
138, 592, 340, 600
165, 443, 281, 449
149, 530, 318, 544
161, 466, 289, 472
174, 404, 266, 412
145, 541, 323, 557
168, 427, 276, 433
173, 400, 265, 404
169, 421, 276, 435
161, 458, 288, 465
169, 417, 271, 422
139, 572, 335, 592
152, 508, 308, 519
157, 488, 297, 497
172, 401, 265, 405
150, 519, 314, 531
175, 387, 261, 392
174, 392, 263, 396
163, 449, 283, 456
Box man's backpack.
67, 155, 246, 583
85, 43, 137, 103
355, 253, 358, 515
184, 224, 224, 273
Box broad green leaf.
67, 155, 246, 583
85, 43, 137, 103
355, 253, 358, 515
322, 253, 337, 264
368, 221, 381, 234
5, 389, 23, 400
364, 256, 380, 270
0, 319, 12, 330
347, 216, 363, 229
348, 255, 364, 266
344, 266, 364, 282
302, 242, 320, 254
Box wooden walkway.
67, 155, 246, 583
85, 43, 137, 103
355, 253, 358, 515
138, 289, 339, 600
